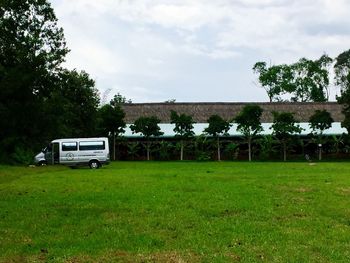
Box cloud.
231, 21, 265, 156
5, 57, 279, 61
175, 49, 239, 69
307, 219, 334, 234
51, 0, 350, 102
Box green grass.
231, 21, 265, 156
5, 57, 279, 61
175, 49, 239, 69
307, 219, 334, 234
1, 162, 350, 262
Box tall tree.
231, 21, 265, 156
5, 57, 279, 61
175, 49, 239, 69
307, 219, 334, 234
253, 55, 332, 102
110, 93, 132, 106
271, 112, 302, 161
170, 110, 195, 161
334, 49, 350, 93
335, 49, 350, 133
53, 69, 100, 137
253, 62, 294, 102
291, 55, 332, 102
0, 0, 69, 158
309, 110, 334, 161
235, 105, 263, 161
130, 116, 163, 161
98, 103, 126, 161
204, 115, 231, 161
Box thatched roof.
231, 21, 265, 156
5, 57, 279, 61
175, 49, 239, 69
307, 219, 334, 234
122, 102, 343, 123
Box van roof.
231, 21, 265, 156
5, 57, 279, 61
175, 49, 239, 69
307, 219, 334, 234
51, 137, 108, 143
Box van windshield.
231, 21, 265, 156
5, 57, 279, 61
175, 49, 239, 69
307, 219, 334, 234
45, 144, 52, 152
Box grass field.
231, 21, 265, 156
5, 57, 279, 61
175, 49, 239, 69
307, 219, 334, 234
1, 162, 350, 262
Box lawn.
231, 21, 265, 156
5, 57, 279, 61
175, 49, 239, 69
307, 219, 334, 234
1, 162, 350, 262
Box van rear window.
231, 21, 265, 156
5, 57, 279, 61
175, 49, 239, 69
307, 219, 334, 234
79, 141, 105, 151
62, 142, 77, 151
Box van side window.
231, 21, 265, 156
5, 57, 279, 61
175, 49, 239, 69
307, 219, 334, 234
62, 142, 78, 151
79, 141, 105, 151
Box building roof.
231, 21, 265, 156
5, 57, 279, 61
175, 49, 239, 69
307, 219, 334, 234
122, 102, 344, 123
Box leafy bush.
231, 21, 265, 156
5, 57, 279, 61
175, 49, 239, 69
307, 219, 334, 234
11, 146, 34, 165
194, 135, 213, 161
224, 142, 239, 160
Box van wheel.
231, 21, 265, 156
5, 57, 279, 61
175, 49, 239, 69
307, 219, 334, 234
89, 160, 100, 169
37, 161, 47, 166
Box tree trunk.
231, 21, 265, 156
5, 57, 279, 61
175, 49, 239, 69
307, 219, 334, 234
318, 135, 322, 161
217, 137, 221, 161
283, 141, 287, 162
113, 132, 116, 161
147, 141, 150, 161
180, 140, 184, 161
248, 137, 252, 162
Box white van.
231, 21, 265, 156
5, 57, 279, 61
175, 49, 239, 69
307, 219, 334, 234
34, 137, 110, 169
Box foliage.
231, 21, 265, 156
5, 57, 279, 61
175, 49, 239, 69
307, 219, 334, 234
337, 89, 350, 133
253, 55, 332, 102
271, 112, 302, 161
334, 49, 350, 92
194, 135, 212, 161
156, 141, 174, 160
235, 105, 263, 137
330, 135, 344, 154
271, 112, 302, 139
0, 0, 68, 159
170, 110, 195, 160
253, 62, 294, 102
235, 105, 263, 161
98, 102, 126, 160
170, 111, 195, 139
127, 142, 140, 160
51, 69, 100, 137
0, 0, 100, 162
98, 104, 126, 136
291, 55, 332, 102
309, 110, 334, 135
335, 49, 350, 133
204, 115, 231, 137
204, 115, 231, 161
110, 93, 132, 106
10, 146, 34, 165
130, 116, 163, 160
224, 142, 239, 160
130, 116, 163, 139
257, 135, 278, 160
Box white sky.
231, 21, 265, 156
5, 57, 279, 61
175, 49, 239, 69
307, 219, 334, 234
51, 0, 350, 103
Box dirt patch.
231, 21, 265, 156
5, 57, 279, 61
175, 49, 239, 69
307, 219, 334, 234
294, 187, 312, 193
278, 185, 313, 193
292, 212, 308, 218
220, 209, 242, 217
64, 251, 201, 263
139, 251, 201, 263
226, 252, 241, 261
338, 187, 350, 196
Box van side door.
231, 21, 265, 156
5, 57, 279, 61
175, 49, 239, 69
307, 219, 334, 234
60, 141, 78, 164
45, 143, 60, 164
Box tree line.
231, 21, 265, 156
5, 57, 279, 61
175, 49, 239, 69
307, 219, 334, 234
99, 102, 338, 162
1, 0, 350, 164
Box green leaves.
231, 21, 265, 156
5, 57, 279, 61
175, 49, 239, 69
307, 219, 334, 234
235, 105, 263, 137
170, 110, 195, 139
98, 103, 126, 136
335, 49, 350, 134
0, 0, 99, 162
204, 115, 231, 137
253, 54, 333, 102
130, 116, 164, 139
334, 49, 350, 92
309, 110, 333, 135
271, 112, 302, 138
